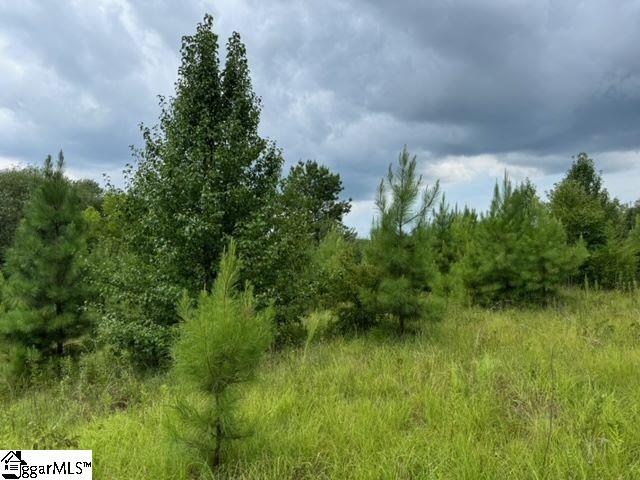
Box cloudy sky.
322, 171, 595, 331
1, 0, 639, 235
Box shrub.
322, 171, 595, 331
310, 229, 368, 330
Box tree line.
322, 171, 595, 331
1, 14, 639, 471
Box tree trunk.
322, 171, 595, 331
212, 417, 222, 468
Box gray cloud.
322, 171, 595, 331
1, 0, 640, 234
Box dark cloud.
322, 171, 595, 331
1, 0, 640, 233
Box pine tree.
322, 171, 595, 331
0, 152, 89, 368
464, 175, 586, 305
361, 147, 440, 332
171, 240, 273, 469
128, 15, 282, 292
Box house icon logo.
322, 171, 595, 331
1, 451, 26, 480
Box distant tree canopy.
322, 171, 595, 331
281, 160, 351, 241
549, 152, 638, 287
0, 167, 102, 268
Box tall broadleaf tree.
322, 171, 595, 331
0, 153, 89, 371
361, 146, 440, 332
128, 15, 282, 292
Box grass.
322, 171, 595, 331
2, 289, 640, 479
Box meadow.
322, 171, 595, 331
2, 289, 639, 479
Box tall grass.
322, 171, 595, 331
2, 289, 640, 479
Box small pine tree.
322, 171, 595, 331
361, 147, 440, 332
171, 240, 273, 469
463, 175, 586, 305
0, 152, 89, 372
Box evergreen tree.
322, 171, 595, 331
464, 175, 586, 305
549, 178, 607, 248
171, 240, 273, 469
429, 202, 477, 302
361, 147, 440, 332
430, 198, 478, 276
0, 152, 89, 369
128, 15, 282, 292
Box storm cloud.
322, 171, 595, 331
1, 0, 639, 234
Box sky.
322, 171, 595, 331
1, 0, 639, 236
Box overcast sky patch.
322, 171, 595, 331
1, 0, 639, 235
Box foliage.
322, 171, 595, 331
0, 271, 5, 309
280, 160, 351, 241
431, 198, 477, 275
0, 166, 42, 266
0, 153, 90, 377
170, 240, 274, 469
587, 226, 638, 290
0, 168, 103, 268
236, 196, 315, 337
127, 15, 282, 293
83, 191, 181, 368
549, 152, 636, 288
463, 175, 587, 305
3, 291, 640, 479
308, 228, 368, 330
73, 179, 103, 212
361, 147, 440, 332
549, 178, 607, 248
237, 161, 351, 333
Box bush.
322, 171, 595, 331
587, 233, 638, 290
310, 229, 368, 331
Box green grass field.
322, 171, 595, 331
2, 290, 640, 479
